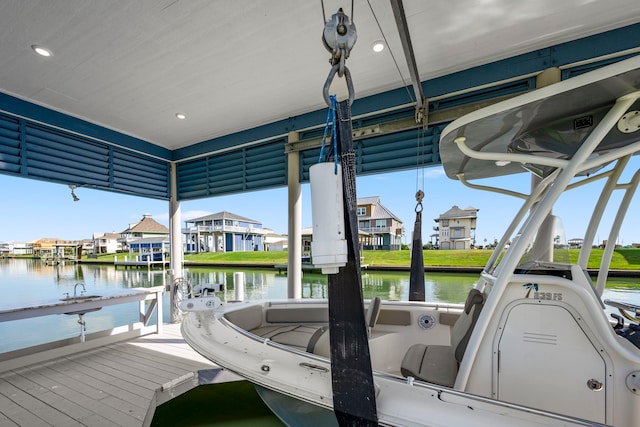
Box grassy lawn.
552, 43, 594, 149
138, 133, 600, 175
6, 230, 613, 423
81, 248, 640, 270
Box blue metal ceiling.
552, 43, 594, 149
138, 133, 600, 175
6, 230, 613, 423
1, 23, 639, 201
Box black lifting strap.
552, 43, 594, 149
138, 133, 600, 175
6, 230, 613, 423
409, 191, 425, 301
328, 99, 379, 426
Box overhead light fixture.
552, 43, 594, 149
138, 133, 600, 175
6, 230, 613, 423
495, 160, 511, 167
68, 185, 80, 202
371, 40, 385, 53
31, 45, 53, 57
176, 113, 187, 120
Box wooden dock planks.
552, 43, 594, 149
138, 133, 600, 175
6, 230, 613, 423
0, 323, 215, 426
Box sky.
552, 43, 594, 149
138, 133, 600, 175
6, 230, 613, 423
1, 156, 639, 246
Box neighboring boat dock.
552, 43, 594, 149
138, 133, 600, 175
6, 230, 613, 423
113, 255, 169, 269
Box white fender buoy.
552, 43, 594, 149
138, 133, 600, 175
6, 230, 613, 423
309, 162, 348, 274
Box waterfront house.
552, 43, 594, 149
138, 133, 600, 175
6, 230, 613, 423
183, 211, 267, 253
300, 197, 403, 255
264, 229, 288, 251
119, 214, 169, 252
128, 236, 170, 261
0, 241, 33, 256
356, 196, 403, 250
92, 232, 124, 254
434, 205, 478, 250
31, 238, 81, 259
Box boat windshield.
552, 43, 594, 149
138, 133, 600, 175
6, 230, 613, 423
514, 214, 571, 275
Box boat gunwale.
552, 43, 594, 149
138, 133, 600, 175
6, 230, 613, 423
182, 306, 609, 427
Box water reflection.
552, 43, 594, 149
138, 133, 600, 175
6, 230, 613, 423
1, 258, 639, 353
184, 268, 478, 304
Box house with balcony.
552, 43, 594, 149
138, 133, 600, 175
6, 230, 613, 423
0, 241, 33, 256
183, 211, 267, 253
119, 214, 170, 252
356, 196, 403, 250
92, 232, 124, 254
434, 205, 478, 250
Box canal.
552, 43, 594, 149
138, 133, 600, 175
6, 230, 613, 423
1, 258, 638, 353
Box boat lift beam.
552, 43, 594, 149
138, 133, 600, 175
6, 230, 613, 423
390, 0, 427, 123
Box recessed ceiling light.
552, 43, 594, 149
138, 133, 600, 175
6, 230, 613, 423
31, 45, 53, 57
371, 41, 385, 53
175, 113, 186, 120
495, 160, 511, 166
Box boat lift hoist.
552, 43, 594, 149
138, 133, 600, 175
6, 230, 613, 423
322, 7, 356, 107
318, 6, 380, 426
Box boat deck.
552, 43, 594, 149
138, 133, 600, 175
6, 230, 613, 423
0, 323, 216, 427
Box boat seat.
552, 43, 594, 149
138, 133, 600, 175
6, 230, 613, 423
366, 297, 382, 337
247, 298, 382, 354
400, 288, 486, 387
250, 324, 328, 351
307, 297, 383, 358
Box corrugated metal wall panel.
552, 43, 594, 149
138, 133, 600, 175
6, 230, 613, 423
0, 113, 170, 199
244, 140, 286, 190
176, 139, 286, 200
299, 124, 445, 182
428, 78, 535, 111
27, 159, 108, 183
112, 148, 169, 198
0, 114, 22, 174
24, 123, 110, 184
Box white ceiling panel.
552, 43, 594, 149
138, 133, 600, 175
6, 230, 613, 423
1, 0, 640, 150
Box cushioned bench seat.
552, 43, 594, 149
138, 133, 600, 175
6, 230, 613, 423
250, 324, 328, 352
224, 298, 381, 354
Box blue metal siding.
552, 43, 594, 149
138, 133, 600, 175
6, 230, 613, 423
231, 233, 260, 252
2, 24, 639, 203
0, 92, 171, 160
0, 114, 22, 174
112, 149, 170, 199
0, 112, 170, 199
25, 123, 110, 185
177, 139, 286, 200
300, 123, 446, 183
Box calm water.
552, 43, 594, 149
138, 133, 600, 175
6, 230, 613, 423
1, 258, 639, 353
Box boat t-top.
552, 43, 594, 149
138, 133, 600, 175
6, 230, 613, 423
181, 54, 640, 426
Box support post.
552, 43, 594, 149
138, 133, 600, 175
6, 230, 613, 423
532, 67, 561, 239
287, 131, 302, 299
169, 162, 183, 323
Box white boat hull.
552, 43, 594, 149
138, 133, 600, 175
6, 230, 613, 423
181, 300, 604, 426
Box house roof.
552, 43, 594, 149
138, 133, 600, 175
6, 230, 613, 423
436, 205, 478, 220
32, 238, 65, 243
187, 211, 261, 225
357, 196, 381, 205
102, 233, 123, 239
122, 214, 169, 234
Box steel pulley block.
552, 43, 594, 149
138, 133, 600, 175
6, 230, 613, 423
322, 8, 357, 75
